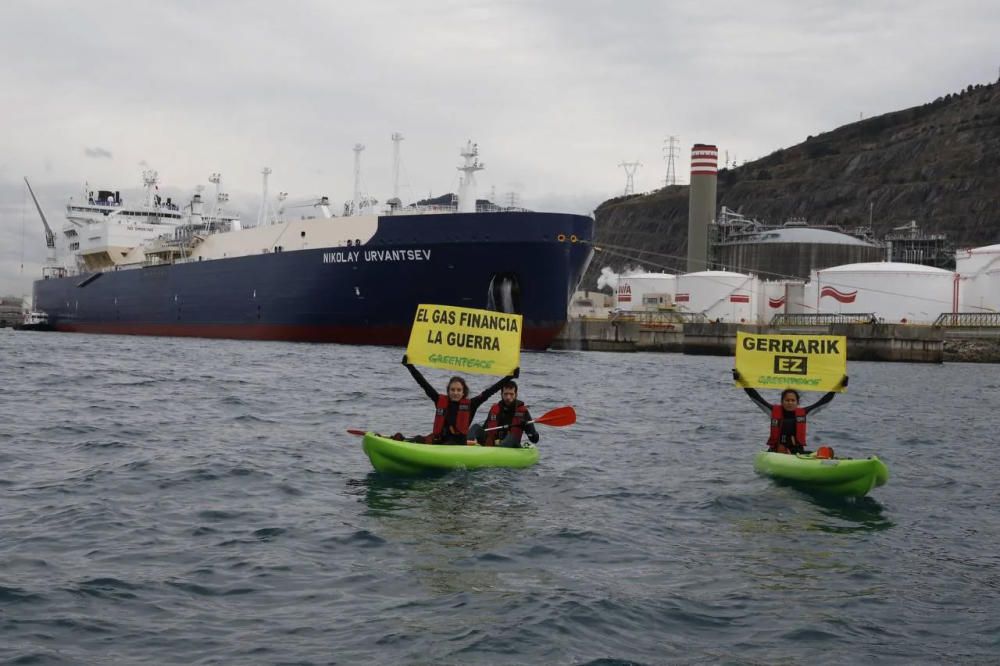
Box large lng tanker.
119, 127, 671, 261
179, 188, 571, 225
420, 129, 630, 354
27, 141, 594, 349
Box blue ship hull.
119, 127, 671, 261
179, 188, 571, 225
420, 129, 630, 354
33, 212, 594, 349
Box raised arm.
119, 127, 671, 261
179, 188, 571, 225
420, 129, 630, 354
743, 387, 773, 414
804, 375, 847, 416
470, 368, 517, 412
403, 355, 439, 402
733, 369, 772, 414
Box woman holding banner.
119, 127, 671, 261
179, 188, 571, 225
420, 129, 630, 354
400, 355, 517, 445
733, 370, 847, 454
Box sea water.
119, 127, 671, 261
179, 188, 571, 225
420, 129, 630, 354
1, 330, 998, 664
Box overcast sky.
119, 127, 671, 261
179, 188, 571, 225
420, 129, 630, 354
1, 0, 998, 297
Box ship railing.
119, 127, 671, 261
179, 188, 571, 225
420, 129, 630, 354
385, 204, 458, 216
932, 312, 1000, 328
770, 312, 880, 325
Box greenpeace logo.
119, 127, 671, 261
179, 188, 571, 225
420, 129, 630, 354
758, 375, 822, 387
428, 354, 495, 369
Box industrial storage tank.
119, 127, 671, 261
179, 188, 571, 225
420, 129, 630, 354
715, 227, 885, 280
809, 262, 956, 323
676, 270, 757, 322
956, 244, 1000, 312
758, 280, 808, 322
615, 273, 677, 311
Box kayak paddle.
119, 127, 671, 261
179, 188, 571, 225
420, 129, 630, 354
346, 429, 367, 436
484, 405, 576, 431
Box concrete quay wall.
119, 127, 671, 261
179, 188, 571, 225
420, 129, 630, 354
682, 322, 944, 363
552, 318, 1000, 362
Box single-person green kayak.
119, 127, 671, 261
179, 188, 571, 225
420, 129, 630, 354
361, 433, 540, 476
753, 451, 889, 497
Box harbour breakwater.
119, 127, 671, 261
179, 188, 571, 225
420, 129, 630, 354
552, 318, 1000, 363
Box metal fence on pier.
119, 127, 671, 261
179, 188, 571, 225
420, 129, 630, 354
932, 312, 1000, 328
769, 313, 879, 326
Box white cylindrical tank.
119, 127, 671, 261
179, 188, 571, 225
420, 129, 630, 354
814, 262, 956, 323
615, 273, 677, 312
956, 244, 1000, 275
956, 244, 1000, 312
760, 280, 788, 322
676, 270, 756, 322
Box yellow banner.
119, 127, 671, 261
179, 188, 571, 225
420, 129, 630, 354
735, 331, 847, 392
406, 304, 522, 376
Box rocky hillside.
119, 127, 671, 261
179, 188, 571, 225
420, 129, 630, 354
587, 79, 1000, 286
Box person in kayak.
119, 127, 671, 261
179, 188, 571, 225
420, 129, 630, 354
400, 355, 516, 445
467, 380, 540, 448
733, 369, 847, 454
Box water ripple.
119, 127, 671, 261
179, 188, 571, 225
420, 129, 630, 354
1, 334, 999, 663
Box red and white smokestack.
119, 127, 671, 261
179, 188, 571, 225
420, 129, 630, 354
687, 143, 718, 272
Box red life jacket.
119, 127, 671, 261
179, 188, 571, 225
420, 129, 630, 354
768, 404, 807, 449
484, 400, 528, 446
431, 394, 472, 439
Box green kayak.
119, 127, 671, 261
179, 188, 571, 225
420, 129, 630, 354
361, 433, 540, 476
753, 451, 889, 497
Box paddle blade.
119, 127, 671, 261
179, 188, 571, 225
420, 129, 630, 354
346, 429, 367, 436
532, 405, 576, 428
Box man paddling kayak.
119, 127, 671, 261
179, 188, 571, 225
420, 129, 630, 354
401, 355, 516, 445
467, 380, 540, 448
733, 369, 847, 454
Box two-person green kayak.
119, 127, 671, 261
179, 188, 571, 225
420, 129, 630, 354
361, 433, 539, 476
753, 451, 889, 497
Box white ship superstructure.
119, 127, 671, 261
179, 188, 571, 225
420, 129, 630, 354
61, 170, 241, 272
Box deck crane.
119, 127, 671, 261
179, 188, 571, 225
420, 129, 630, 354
23, 177, 67, 278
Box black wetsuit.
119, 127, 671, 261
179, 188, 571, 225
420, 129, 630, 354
469, 400, 539, 447
743, 388, 836, 452
405, 364, 511, 444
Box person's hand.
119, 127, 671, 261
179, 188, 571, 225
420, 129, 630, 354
512, 367, 520, 378
528, 432, 539, 444
401, 354, 409, 365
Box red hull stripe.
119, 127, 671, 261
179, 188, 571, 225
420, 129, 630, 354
52, 322, 563, 351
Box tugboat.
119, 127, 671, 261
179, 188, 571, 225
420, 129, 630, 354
14, 310, 52, 332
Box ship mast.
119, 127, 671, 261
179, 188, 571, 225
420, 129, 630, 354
258, 167, 272, 227
456, 140, 483, 213
391, 132, 404, 202
208, 172, 230, 231
352, 143, 365, 216
142, 169, 159, 209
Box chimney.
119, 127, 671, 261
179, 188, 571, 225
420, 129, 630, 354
687, 144, 718, 272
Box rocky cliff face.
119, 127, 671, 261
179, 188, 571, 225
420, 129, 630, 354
587, 80, 1000, 287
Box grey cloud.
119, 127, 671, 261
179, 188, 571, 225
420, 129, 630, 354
1, 0, 998, 234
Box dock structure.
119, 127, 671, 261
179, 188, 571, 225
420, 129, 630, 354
0, 297, 23, 328
552, 316, 1000, 363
